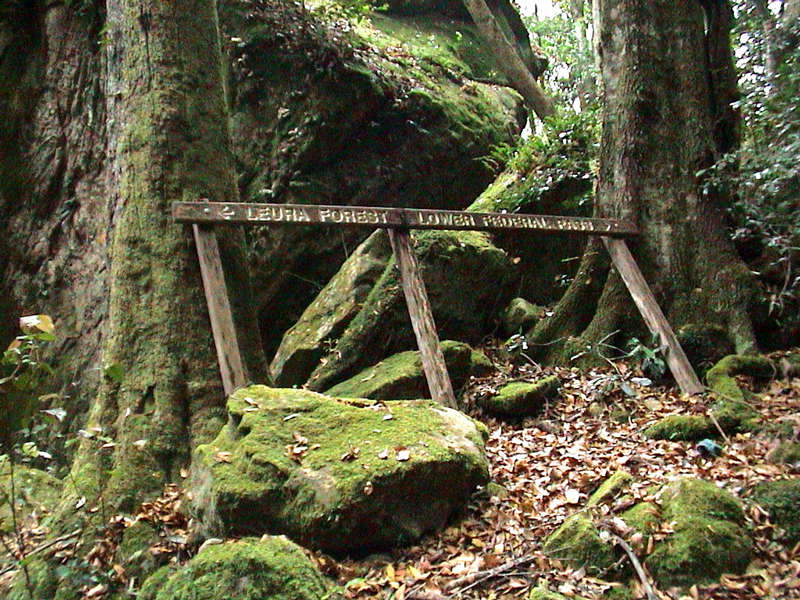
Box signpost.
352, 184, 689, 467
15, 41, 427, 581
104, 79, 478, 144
174, 201, 704, 402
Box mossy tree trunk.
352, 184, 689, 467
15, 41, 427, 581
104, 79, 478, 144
69, 0, 266, 512
528, 0, 759, 365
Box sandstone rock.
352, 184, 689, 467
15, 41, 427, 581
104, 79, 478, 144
190, 386, 489, 554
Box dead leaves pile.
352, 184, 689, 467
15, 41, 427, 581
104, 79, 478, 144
319, 359, 800, 600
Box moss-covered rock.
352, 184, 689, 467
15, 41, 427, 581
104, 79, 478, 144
587, 470, 633, 507
221, 0, 528, 357
529, 586, 585, 600
325, 340, 493, 400
502, 298, 542, 336
645, 478, 751, 588
305, 230, 513, 391
706, 355, 773, 429
750, 479, 800, 545
145, 537, 336, 600
543, 512, 616, 573
190, 385, 489, 554
0, 465, 62, 527
643, 414, 718, 441
479, 377, 560, 417
270, 231, 392, 387
544, 477, 752, 590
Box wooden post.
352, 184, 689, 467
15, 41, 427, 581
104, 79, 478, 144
388, 229, 458, 409
602, 237, 704, 395
192, 224, 248, 396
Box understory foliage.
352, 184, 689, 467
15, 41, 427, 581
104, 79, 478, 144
703, 2, 800, 345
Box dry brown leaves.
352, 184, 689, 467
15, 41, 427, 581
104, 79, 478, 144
316, 355, 800, 600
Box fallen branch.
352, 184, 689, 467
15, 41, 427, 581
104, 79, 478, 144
0, 529, 82, 577
611, 534, 658, 600
408, 555, 535, 598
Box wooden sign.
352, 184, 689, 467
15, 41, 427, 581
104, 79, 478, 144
175, 200, 703, 402
173, 202, 639, 237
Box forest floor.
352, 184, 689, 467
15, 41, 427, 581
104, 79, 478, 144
320, 353, 800, 600
2, 353, 799, 600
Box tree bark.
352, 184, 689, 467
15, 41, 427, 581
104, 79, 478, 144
68, 0, 266, 511
461, 0, 556, 120
527, 0, 758, 366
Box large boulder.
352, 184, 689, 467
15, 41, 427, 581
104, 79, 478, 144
302, 230, 513, 391
270, 231, 392, 387
219, 0, 530, 356
139, 537, 336, 600
190, 386, 489, 555
325, 340, 494, 400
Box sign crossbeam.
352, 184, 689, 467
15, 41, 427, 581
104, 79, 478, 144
174, 201, 703, 402
173, 202, 639, 238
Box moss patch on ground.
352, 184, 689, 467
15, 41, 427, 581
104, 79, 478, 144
0, 465, 62, 527
145, 537, 337, 600
750, 479, 800, 545
190, 386, 489, 554
325, 340, 493, 400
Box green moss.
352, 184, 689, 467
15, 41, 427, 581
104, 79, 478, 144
0, 465, 62, 525
502, 298, 542, 336
543, 512, 615, 574
705, 355, 773, 433
643, 415, 718, 441
767, 441, 800, 465
307, 230, 512, 391
480, 377, 560, 417
587, 470, 633, 507
115, 521, 164, 583
529, 586, 583, 600
191, 386, 488, 554
151, 537, 336, 600
324, 341, 489, 400
620, 502, 660, 535
645, 478, 751, 588
750, 479, 800, 545
139, 565, 180, 600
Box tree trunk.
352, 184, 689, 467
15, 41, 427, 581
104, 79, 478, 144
527, 0, 758, 367
461, 0, 556, 119
68, 0, 266, 512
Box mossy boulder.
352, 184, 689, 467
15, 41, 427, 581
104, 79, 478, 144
270, 231, 392, 386
529, 586, 586, 600
479, 377, 560, 417
750, 479, 800, 545
587, 470, 633, 507
142, 537, 336, 600
325, 340, 493, 400
0, 465, 62, 528
543, 512, 616, 574
502, 297, 542, 336
305, 230, 513, 391
220, 0, 528, 356
645, 478, 752, 588
190, 385, 489, 554
705, 354, 773, 430
643, 414, 718, 441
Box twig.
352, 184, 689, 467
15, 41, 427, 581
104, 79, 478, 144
0, 529, 82, 577
405, 555, 534, 599
610, 534, 657, 600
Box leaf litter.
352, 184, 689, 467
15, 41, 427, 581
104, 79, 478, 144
1, 353, 797, 599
